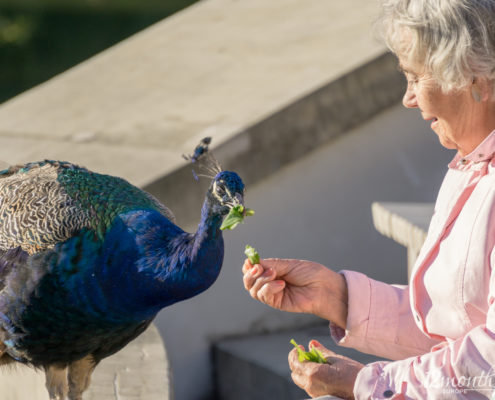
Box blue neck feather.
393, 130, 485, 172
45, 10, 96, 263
98, 198, 225, 319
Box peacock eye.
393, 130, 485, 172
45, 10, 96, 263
216, 185, 225, 194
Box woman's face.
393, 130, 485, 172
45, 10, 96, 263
399, 57, 495, 156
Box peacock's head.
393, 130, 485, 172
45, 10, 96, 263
208, 171, 245, 215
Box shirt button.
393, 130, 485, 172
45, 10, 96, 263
383, 390, 394, 398
460, 158, 468, 165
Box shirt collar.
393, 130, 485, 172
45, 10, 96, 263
448, 129, 495, 170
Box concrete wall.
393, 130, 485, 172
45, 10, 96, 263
154, 103, 453, 399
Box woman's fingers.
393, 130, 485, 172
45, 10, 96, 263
242, 258, 253, 275
242, 263, 285, 304
309, 340, 335, 359
288, 346, 304, 370
288, 340, 363, 399
290, 370, 307, 392
243, 263, 263, 291
248, 267, 276, 299
257, 279, 286, 304
288, 341, 336, 369
289, 347, 322, 396
242, 258, 293, 307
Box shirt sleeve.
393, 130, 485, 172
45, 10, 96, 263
330, 270, 439, 360
346, 250, 495, 399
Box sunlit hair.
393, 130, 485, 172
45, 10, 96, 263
375, 0, 495, 96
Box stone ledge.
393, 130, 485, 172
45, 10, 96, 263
0, 324, 172, 400
371, 202, 434, 277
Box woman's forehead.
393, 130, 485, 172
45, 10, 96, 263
397, 57, 421, 74
397, 50, 429, 74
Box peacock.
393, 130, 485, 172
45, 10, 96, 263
0, 144, 245, 399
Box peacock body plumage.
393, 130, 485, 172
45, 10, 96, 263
0, 159, 245, 399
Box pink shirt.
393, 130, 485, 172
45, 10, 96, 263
332, 130, 495, 399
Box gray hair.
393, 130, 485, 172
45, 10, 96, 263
375, 0, 495, 95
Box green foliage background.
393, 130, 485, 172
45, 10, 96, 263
0, 0, 198, 103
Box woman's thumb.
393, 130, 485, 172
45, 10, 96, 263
260, 258, 292, 274
309, 340, 335, 358
309, 339, 323, 348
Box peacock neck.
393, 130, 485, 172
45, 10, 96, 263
196, 198, 224, 239
108, 205, 225, 319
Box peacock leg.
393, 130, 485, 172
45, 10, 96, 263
44, 365, 68, 400
0, 341, 10, 366
0, 354, 14, 367
67, 356, 96, 400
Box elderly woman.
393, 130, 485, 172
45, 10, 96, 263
242, 0, 495, 398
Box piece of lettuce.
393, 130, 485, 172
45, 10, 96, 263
244, 245, 260, 264
220, 205, 255, 230
290, 339, 328, 364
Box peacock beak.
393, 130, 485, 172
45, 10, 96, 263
232, 193, 244, 208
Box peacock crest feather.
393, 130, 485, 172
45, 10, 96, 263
182, 136, 223, 180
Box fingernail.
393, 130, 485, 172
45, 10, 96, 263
309, 340, 321, 348
251, 266, 260, 275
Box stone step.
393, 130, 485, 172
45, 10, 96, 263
213, 323, 385, 400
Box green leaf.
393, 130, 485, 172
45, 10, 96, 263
309, 347, 327, 364
220, 205, 244, 230
290, 339, 308, 362
220, 205, 255, 231
290, 339, 327, 364
244, 245, 260, 264
244, 208, 255, 217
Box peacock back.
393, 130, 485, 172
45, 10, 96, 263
0, 160, 174, 255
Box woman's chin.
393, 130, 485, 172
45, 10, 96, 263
434, 131, 457, 151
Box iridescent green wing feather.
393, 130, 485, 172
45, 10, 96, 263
0, 160, 174, 254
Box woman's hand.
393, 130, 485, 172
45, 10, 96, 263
242, 258, 348, 329
289, 340, 363, 399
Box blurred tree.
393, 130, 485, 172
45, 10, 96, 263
0, 0, 198, 103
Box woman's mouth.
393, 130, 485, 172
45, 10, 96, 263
426, 117, 439, 129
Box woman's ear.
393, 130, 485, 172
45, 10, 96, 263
472, 77, 492, 102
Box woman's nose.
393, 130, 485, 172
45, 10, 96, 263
402, 86, 418, 108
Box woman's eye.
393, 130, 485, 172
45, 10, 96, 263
404, 73, 419, 87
